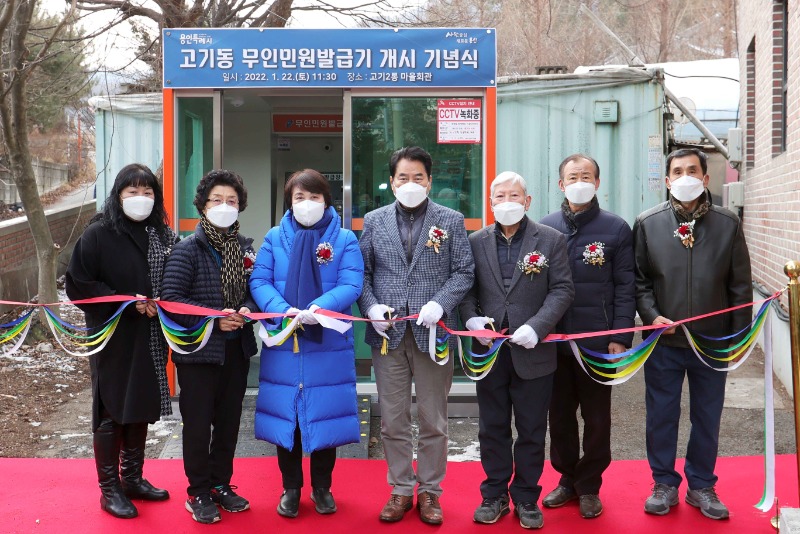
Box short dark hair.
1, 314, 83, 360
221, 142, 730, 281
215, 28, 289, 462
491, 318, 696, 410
389, 146, 433, 177
95, 163, 170, 234
666, 148, 707, 175
193, 169, 248, 215
284, 169, 332, 208
558, 154, 600, 181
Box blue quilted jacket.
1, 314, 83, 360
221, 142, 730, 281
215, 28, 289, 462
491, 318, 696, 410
249, 207, 364, 452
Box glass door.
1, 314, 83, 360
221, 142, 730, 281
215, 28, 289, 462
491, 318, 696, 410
348, 93, 486, 381
176, 94, 220, 235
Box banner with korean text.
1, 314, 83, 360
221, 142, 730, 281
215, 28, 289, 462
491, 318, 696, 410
162, 28, 497, 89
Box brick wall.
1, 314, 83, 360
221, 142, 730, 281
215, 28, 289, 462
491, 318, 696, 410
737, 0, 800, 302
0, 201, 96, 310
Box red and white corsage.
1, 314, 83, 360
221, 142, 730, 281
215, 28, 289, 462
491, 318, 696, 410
425, 225, 449, 254
674, 221, 695, 248
517, 250, 548, 278
243, 249, 257, 275
316, 242, 334, 264
583, 242, 605, 266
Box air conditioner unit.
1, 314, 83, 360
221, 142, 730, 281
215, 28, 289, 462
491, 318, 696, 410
723, 182, 744, 211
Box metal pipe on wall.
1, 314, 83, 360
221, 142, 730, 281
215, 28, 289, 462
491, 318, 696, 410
785, 260, 800, 500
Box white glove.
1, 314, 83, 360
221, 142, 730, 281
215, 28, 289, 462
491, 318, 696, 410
465, 316, 495, 346
510, 324, 539, 349
285, 307, 301, 317
297, 304, 320, 325
416, 301, 444, 328
368, 304, 395, 339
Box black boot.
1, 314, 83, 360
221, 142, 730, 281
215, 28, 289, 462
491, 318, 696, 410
94, 416, 138, 519
120, 422, 169, 501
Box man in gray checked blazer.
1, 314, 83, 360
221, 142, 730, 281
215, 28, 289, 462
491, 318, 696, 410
460, 171, 573, 529
358, 146, 474, 526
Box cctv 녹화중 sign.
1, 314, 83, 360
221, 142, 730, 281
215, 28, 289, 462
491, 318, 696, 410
162, 28, 496, 89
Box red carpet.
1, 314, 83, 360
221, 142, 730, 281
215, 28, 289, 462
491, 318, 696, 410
2, 456, 796, 533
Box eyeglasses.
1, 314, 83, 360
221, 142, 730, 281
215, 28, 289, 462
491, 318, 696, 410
206, 198, 239, 207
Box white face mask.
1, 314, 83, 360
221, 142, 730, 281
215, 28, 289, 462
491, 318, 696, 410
206, 203, 239, 229
293, 199, 326, 227
121, 196, 154, 222
394, 182, 428, 208
564, 182, 596, 205
669, 175, 705, 202
493, 201, 526, 226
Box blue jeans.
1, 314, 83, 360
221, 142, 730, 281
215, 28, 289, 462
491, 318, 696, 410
644, 344, 727, 490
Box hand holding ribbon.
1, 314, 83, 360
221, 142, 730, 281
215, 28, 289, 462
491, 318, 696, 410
135, 294, 159, 318
465, 316, 495, 346
298, 304, 321, 325
218, 308, 248, 331
653, 315, 676, 335
416, 301, 443, 328
367, 304, 394, 339
510, 324, 538, 349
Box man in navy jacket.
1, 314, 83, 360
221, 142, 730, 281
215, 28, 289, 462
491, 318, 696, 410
539, 154, 635, 519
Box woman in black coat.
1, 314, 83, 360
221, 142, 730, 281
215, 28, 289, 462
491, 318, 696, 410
161, 169, 258, 525
66, 163, 175, 519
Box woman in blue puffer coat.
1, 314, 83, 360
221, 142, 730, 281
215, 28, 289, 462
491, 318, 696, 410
249, 169, 363, 519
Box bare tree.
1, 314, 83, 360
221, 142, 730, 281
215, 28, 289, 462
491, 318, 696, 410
74, 0, 400, 90
413, 0, 737, 76
0, 0, 80, 311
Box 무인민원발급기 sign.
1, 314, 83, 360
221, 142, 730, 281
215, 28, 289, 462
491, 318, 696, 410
162, 28, 496, 89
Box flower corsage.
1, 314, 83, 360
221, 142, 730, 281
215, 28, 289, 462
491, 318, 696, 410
425, 225, 449, 254
583, 242, 605, 266
674, 220, 695, 248
517, 251, 548, 278
243, 248, 257, 275
316, 242, 334, 264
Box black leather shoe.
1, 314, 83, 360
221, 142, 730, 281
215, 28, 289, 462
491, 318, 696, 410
122, 478, 170, 501
542, 485, 577, 508
278, 489, 300, 518
579, 494, 603, 518
311, 487, 337, 514
100, 486, 138, 519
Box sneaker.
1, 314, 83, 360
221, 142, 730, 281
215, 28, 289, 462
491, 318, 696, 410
644, 483, 678, 515
473, 495, 510, 524
514, 502, 543, 529
210, 484, 250, 513
185, 493, 221, 524
685, 487, 729, 520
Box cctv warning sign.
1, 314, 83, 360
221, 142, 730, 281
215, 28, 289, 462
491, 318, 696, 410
437, 99, 481, 144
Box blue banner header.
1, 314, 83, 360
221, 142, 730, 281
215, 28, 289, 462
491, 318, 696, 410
162, 28, 496, 89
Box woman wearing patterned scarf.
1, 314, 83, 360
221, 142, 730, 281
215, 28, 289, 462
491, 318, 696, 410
66, 163, 176, 519
250, 169, 364, 519
161, 169, 258, 525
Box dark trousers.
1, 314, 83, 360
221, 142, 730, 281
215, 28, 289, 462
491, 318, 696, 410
476, 345, 553, 504
644, 344, 726, 490
548, 347, 612, 495
277, 422, 337, 489
177, 340, 249, 496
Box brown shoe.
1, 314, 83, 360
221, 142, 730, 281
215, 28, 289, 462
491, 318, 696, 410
417, 492, 443, 525
379, 494, 413, 522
